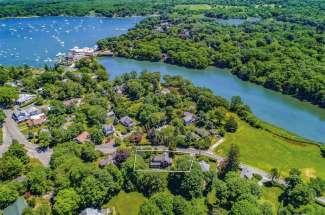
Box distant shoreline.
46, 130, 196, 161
0, 14, 148, 20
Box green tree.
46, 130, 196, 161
172, 196, 192, 215
78, 174, 113, 208
270, 168, 280, 184
53, 188, 80, 215
168, 156, 204, 199
230, 200, 261, 215
25, 166, 51, 195
81, 142, 98, 162
5, 140, 29, 164
0, 86, 18, 107
104, 164, 124, 194
139, 201, 163, 215
0, 184, 19, 209
225, 116, 238, 133
139, 173, 167, 197
219, 144, 240, 177
320, 145, 325, 158
0, 156, 24, 181
90, 126, 104, 145
0, 110, 5, 126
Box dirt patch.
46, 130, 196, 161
301, 168, 316, 178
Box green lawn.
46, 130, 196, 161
103, 191, 147, 215
216, 120, 325, 180
175, 4, 212, 10
261, 186, 283, 213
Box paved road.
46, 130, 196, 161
2, 109, 52, 166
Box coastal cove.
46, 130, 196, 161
0, 16, 143, 66
100, 57, 325, 144
0, 16, 324, 143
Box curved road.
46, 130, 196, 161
1, 110, 52, 166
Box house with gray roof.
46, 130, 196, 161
15, 94, 36, 105
150, 152, 172, 169
103, 124, 115, 136
3, 197, 27, 215
120, 116, 135, 127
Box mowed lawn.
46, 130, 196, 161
103, 191, 147, 215
175, 4, 212, 10
215, 120, 325, 180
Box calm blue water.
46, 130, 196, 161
0, 16, 143, 66
0, 16, 324, 143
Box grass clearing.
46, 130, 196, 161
215, 120, 325, 180
175, 4, 212, 10
261, 186, 283, 212
103, 191, 147, 215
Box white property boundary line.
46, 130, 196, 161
133, 149, 195, 173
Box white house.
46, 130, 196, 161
15, 94, 36, 105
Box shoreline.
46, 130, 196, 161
0, 14, 149, 20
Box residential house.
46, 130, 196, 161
103, 124, 115, 136
150, 152, 172, 169
3, 197, 27, 215
199, 160, 210, 172
120, 116, 135, 127
79, 208, 111, 215
27, 113, 47, 127
25, 106, 40, 117
12, 109, 29, 122
15, 94, 36, 105
183, 112, 196, 125
12, 106, 40, 122
75, 131, 91, 144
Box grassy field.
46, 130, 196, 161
175, 4, 212, 10
261, 186, 283, 213
103, 191, 147, 215
215, 120, 325, 180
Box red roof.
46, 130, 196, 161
75, 131, 90, 143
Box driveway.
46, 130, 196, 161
2, 109, 52, 166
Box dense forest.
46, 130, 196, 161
97, 1, 325, 108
